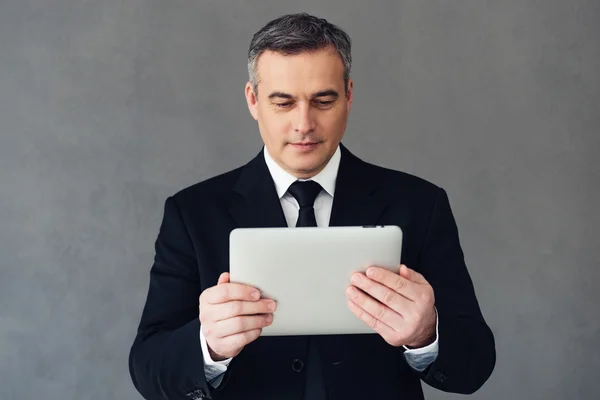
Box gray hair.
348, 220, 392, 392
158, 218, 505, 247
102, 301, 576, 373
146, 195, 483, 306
248, 13, 352, 96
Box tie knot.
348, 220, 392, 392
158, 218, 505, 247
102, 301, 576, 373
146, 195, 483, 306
287, 180, 323, 208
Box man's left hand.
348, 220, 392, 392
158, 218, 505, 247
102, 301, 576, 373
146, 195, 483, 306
346, 264, 437, 348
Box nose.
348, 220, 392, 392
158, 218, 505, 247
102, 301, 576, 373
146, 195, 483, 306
294, 103, 315, 134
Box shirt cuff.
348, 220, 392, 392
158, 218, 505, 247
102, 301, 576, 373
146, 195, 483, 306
200, 325, 232, 386
402, 307, 439, 372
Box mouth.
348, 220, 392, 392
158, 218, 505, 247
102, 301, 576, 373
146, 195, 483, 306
289, 141, 321, 152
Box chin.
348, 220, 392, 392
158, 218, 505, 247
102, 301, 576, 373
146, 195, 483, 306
281, 145, 330, 176
287, 159, 325, 177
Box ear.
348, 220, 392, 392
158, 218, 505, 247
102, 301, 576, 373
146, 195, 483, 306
245, 82, 259, 121
346, 78, 354, 113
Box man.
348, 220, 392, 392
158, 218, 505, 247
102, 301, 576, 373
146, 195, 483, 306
129, 13, 495, 400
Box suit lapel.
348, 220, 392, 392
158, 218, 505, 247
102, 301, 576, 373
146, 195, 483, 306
228, 148, 287, 229
329, 144, 388, 227
228, 144, 388, 229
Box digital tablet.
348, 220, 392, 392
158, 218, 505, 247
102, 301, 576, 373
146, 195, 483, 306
229, 225, 403, 336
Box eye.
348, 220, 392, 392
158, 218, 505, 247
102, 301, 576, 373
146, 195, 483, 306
315, 100, 334, 106
275, 102, 293, 108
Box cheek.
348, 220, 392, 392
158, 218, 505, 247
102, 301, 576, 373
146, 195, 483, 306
257, 111, 290, 139
321, 110, 347, 136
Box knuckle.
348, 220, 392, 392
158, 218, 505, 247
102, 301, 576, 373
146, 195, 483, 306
220, 285, 230, 301
233, 317, 246, 332
259, 316, 270, 328
236, 335, 248, 349
263, 300, 275, 312
351, 290, 362, 304
203, 324, 214, 338
198, 306, 210, 324
354, 306, 364, 318
232, 335, 246, 349
240, 334, 252, 346
361, 279, 372, 291
244, 330, 258, 344
229, 301, 242, 316
248, 287, 259, 299
375, 306, 386, 321
394, 278, 406, 292
369, 317, 378, 329
368, 269, 379, 280
242, 330, 258, 346
382, 290, 396, 306
357, 290, 368, 304
249, 317, 260, 330
249, 329, 261, 341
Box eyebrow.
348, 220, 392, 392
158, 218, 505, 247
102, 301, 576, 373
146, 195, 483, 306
268, 92, 294, 100
267, 89, 340, 101
311, 90, 339, 99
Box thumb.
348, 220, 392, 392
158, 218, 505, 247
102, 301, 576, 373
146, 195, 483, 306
217, 272, 230, 285
399, 264, 427, 284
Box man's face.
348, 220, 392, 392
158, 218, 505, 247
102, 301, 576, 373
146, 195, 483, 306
245, 46, 353, 179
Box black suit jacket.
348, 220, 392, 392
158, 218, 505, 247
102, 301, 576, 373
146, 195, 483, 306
129, 144, 495, 400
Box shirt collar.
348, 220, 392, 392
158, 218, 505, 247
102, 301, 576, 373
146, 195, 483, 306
263, 145, 341, 199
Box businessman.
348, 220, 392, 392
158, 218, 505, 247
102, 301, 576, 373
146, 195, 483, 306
129, 13, 495, 400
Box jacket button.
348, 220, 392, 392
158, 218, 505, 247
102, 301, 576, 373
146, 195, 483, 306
292, 359, 304, 372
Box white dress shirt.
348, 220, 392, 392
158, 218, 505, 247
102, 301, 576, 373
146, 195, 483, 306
200, 145, 439, 387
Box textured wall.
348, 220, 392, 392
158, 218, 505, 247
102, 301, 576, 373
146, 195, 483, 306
1, 1, 598, 399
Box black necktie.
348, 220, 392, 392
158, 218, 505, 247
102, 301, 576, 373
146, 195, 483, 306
287, 180, 327, 399
288, 180, 322, 227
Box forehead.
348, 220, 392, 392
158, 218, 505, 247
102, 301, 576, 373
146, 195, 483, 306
255, 47, 345, 95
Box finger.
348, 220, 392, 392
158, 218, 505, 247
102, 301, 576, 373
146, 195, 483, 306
217, 272, 230, 285
363, 267, 418, 300
211, 299, 277, 322
351, 271, 415, 310
345, 286, 405, 328
216, 315, 273, 338
399, 265, 428, 285
347, 298, 397, 342
204, 283, 261, 304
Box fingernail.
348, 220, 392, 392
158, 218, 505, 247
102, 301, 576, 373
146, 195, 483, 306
366, 268, 375, 278
351, 273, 361, 283
266, 314, 273, 323
268, 301, 276, 311
252, 290, 260, 300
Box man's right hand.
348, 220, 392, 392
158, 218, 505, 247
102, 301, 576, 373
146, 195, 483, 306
199, 272, 276, 361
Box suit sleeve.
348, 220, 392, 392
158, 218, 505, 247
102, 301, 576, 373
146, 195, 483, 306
128, 196, 215, 400
416, 187, 496, 394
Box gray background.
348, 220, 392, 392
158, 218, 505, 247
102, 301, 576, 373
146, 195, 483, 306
1, 0, 598, 399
